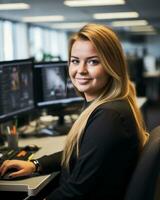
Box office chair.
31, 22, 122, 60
124, 125, 160, 200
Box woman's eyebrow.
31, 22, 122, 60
70, 56, 79, 59
87, 56, 99, 59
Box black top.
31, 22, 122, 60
38, 100, 141, 200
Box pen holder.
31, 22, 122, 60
7, 133, 19, 150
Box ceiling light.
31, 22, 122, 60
64, 0, 125, 7
0, 3, 30, 10
111, 20, 148, 27
129, 25, 155, 32
52, 22, 88, 29
23, 16, 64, 22
93, 12, 139, 19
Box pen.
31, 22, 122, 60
28, 153, 35, 161
12, 125, 16, 135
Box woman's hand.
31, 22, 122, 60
0, 159, 36, 178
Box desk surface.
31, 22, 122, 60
0, 136, 66, 196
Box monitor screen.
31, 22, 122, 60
34, 61, 68, 107
0, 59, 34, 122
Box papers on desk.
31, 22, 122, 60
137, 97, 147, 108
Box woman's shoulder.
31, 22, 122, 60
96, 99, 131, 115
89, 99, 136, 127
85, 99, 139, 141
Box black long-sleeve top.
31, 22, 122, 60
37, 100, 141, 200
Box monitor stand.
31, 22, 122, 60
38, 114, 71, 136
52, 114, 71, 135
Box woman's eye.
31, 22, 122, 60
70, 59, 79, 65
87, 60, 99, 66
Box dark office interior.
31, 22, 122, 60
0, 0, 160, 199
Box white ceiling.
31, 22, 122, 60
0, 0, 160, 34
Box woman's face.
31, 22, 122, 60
69, 40, 108, 101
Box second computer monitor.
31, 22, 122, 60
0, 58, 35, 122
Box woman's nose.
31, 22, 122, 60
77, 62, 88, 74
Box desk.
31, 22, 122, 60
0, 136, 66, 197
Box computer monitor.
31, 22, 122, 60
33, 61, 83, 134
0, 59, 35, 122
34, 61, 83, 106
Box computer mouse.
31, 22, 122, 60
23, 144, 39, 152
1, 168, 35, 180
1, 168, 18, 180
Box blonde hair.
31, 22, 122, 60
62, 23, 148, 167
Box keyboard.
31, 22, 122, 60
0, 146, 39, 165
0, 146, 40, 180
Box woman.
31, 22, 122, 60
0, 24, 148, 200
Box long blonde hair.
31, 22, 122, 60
62, 23, 147, 167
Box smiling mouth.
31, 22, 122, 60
76, 78, 92, 84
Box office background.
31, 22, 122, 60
0, 1, 160, 199
0, 0, 160, 129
